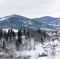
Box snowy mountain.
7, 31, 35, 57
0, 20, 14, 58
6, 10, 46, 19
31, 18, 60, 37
33, 16, 60, 30
0, 15, 60, 30
0, 14, 41, 30
33, 16, 56, 23
0, 15, 56, 30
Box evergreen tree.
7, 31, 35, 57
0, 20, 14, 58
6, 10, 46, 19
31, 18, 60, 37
23, 30, 26, 35
41, 36, 43, 44
0, 29, 3, 39
18, 37, 22, 44
37, 29, 42, 36
18, 30, 22, 37
43, 31, 46, 39
2, 41, 6, 49
15, 40, 19, 50
7, 29, 15, 42
6, 32, 9, 41
27, 31, 30, 37
12, 30, 15, 37
3, 31, 7, 41
18, 30, 22, 44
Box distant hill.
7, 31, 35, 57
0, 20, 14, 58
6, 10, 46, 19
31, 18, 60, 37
33, 16, 57, 23
0, 15, 60, 30
33, 16, 60, 30
0, 14, 41, 30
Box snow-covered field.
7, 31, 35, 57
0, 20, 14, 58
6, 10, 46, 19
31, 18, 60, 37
13, 40, 60, 59
20, 40, 60, 59
0, 39, 60, 59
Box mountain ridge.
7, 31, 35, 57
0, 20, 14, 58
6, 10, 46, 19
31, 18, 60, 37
0, 15, 59, 30
0, 14, 41, 30
33, 16, 60, 30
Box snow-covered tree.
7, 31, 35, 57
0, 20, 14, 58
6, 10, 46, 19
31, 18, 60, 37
43, 40, 59, 59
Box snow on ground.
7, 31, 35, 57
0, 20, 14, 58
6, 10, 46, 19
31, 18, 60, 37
18, 40, 60, 59
3, 29, 18, 32
42, 40, 60, 59
15, 42, 48, 59
1, 39, 60, 59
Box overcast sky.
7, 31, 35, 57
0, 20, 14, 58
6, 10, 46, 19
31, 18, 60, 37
0, 0, 60, 18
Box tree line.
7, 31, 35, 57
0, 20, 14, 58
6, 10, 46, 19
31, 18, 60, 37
0, 29, 47, 50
